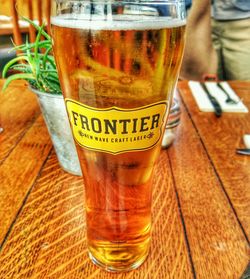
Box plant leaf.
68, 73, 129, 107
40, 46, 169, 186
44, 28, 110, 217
12, 40, 51, 52
2, 56, 30, 78
2, 17, 61, 94
20, 16, 51, 40
34, 23, 45, 61
10, 64, 32, 73
42, 46, 52, 68
2, 73, 36, 92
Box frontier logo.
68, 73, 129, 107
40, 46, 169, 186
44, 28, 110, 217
66, 99, 168, 155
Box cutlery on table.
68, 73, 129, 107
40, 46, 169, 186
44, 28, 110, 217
200, 82, 222, 117
217, 82, 239, 105
236, 148, 250, 156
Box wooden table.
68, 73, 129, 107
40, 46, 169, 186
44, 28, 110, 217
0, 80, 249, 278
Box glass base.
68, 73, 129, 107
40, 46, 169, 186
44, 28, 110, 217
88, 250, 148, 272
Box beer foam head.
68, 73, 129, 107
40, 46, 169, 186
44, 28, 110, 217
51, 14, 186, 30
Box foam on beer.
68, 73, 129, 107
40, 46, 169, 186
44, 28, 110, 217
51, 15, 186, 30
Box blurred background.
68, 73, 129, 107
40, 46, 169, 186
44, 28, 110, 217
0, 0, 50, 76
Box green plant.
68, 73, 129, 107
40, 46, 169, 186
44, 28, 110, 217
2, 18, 61, 94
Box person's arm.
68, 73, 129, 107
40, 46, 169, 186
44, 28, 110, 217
180, 0, 218, 80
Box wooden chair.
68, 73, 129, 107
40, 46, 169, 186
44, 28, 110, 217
10, 0, 51, 46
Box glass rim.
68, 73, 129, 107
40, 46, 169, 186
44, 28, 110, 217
54, 0, 186, 2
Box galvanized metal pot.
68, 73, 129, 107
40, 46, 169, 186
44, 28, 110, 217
31, 88, 82, 176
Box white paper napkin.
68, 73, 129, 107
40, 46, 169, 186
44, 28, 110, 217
0, 15, 11, 21
243, 135, 250, 148
188, 81, 248, 113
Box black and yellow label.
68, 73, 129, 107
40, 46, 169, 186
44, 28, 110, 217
65, 99, 168, 154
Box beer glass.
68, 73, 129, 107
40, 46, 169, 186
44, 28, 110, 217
51, 0, 186, 272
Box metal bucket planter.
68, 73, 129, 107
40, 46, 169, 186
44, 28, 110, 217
31, 88, 82, 176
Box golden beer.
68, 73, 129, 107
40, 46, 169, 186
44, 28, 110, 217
51, 10, 185, 271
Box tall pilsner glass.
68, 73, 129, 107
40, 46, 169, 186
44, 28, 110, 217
51, 0, 186, 272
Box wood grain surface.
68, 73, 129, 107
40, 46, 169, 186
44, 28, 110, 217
179, 81, 250, 239
0, 150, 193, 279
0, 80, 249, 278
0, 80, 41, 163
170, 91, 249, 278
0, 114, 52, 245
0, 80, 52, 245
